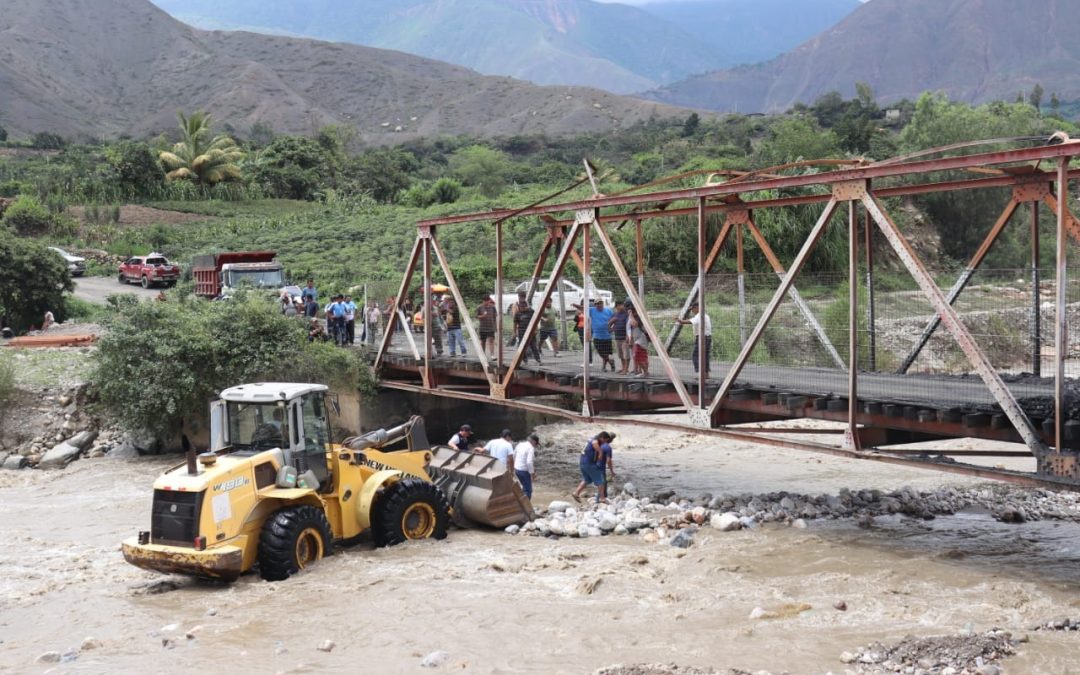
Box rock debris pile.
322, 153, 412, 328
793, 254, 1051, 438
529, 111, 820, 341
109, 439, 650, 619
839, 629, 1018, 675
507, 482, 1080, 544
0, 383, 148, 471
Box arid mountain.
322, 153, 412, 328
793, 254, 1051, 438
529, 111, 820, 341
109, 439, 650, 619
648, 0, 1080, 113
150, 0, 861, 94
0, 0, 692, 141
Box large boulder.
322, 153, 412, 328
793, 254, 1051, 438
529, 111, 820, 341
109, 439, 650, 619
65, 430, 98, 452
710, 512, 742, 532
39, 442, 82, 469
3, 454, 28, 470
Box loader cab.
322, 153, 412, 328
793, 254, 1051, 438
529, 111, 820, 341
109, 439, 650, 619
214, 383, 335, 489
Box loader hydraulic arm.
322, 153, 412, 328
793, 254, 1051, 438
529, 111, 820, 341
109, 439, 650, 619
342, 416, 430, 453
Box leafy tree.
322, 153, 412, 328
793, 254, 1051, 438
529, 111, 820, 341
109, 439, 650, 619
348, 148, 417, 203
248, 121, 276, 148
0, 192, 72, 236
104, 140, 163, 199
159, 111, 244, 185
0, 231, 73, 332
30, 132, 66, 150
1050, 93, 1061, 116
682, 112, 701, 138
755, 117, 840, 167
254, 136, 328, 200
0, 124, 7, 143
430, 177, 462, 204
1029, 83, 1044, 111
92, 293, 369, 440
449, 145, 511, 198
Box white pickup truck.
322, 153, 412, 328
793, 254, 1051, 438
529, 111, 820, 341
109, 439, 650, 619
498, 279, 615, 316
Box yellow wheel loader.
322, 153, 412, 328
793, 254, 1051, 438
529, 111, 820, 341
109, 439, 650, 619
122, 382, 532, 581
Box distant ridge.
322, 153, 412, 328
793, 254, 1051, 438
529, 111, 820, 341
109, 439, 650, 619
0, 0, 694, 141
648, 0, 1080, 113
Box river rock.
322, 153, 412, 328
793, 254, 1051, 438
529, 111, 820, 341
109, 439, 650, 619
39, 441, 82, 469
421, 650, 450, 668
598, 514, 619, 532
587, 526, 602, 538
80, 637, 102, 651
710, 512, 742, 532
548, 500, 572, 513
108, 441, 140, 459
0, 452, 8, 466
317, 639, 335, 652
690, 506, 708, 525
36, 651, 62, 663
621, 481, 638, 497
839, 651, 857, 664
548, 521, 565, 536
504, 524, 520, 534
614, 524, 628, 535
670, 528, 695, 548
641, 531, 659, 543
3, 454, 28, 470
791, 518, 807, 529
66, 429, 98, 451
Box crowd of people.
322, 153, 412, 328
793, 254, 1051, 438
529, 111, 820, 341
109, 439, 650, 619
288, 277, 714, 377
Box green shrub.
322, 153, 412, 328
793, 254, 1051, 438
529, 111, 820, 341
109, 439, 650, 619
0, 230, 73, 331
92, 293, 373, 439
1, 194, 53, 235
431, 177, 462, 204
0, 354, 14, 409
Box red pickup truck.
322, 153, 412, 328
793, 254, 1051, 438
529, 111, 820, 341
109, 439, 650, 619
118, 253, 181, 288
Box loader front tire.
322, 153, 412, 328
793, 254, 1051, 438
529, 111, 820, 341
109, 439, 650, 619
258, 505, 332, 581
375, 479, 450, 547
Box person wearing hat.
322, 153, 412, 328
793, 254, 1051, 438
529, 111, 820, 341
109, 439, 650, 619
484, 429, 515, 471
514, 432, 539, 499
448, 424, 474, 451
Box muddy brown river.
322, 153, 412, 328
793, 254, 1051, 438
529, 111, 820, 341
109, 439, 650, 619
2, 421, 1079, 673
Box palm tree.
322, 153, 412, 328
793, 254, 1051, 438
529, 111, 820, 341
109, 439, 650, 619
159, 111, 244, 184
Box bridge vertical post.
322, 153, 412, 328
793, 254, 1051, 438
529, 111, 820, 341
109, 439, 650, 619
846, 198, 862, 451
697, 197, 707, 407
496, 219, 504, 373
635, 218, 645, 301
736, 218, 746, 347
582, 209, 594, 416
1031, 200, 1041, 377
1054, 158, 1068, 453
864, 206, 876, 372
556, 227, 570, 350
422, 232, 432, 389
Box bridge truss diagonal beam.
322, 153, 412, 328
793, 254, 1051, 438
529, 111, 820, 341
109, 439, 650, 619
706, 197, 842, 420
592, 216, 698, 412
860, 188, 1048, 456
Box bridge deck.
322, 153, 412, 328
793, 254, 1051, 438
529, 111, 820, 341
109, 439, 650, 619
379, 339, 1072, 449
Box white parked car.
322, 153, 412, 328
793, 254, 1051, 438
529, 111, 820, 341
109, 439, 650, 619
499, 278, 614, 316
48, 246, 86, 276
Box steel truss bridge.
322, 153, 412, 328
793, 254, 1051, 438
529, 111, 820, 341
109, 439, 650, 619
374, 135, 1080, 490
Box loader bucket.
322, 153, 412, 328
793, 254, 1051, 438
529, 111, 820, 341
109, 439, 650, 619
428, 447, 534, 528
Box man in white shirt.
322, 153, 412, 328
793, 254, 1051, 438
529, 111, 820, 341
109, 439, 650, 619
676, 302, 712, 375
484, 429, 515, 471
513, 433, 538, 499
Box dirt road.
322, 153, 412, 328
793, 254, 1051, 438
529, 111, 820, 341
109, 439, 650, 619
1, 421, 1078, 673
72, 276, 161, 305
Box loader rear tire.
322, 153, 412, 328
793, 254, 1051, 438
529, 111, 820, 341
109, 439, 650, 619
375, 479, 450, 547
258, 505, 332, 581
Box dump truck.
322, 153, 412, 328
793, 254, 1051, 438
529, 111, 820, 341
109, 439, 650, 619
121, 382, 533, 581
191, 251, 286, 299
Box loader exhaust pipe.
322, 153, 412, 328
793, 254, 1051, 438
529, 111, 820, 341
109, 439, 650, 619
182, 433, 197, 475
